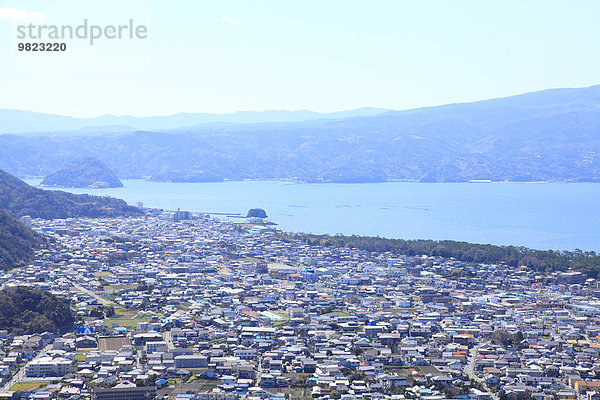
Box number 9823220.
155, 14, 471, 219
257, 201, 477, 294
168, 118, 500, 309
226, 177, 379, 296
17, 43, 66, 51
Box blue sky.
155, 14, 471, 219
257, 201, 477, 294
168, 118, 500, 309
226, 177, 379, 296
0, 0, 599, 117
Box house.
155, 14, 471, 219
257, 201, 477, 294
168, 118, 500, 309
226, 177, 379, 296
485, 374, 500, 387
378, 374, 408, 387
233, 348, 256, 360
146, 341, 168, 354
174, 355, 208, 369
302, 358, 317, 373
260, 374, 276, 387
588, 392, 600, 400
471, 388, 492, 400
432, 375, 453, 386
91, 382, 156, 400
76, 335, 98, 349
220, 375, 236, 386
576, 381, 600, 395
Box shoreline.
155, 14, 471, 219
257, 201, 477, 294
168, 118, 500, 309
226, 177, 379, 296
23, 177, 598, 186
22, 178, 600, 251
146, 209, 596, 253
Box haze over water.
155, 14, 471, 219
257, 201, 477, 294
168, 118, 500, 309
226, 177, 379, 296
26, 179, 600, 251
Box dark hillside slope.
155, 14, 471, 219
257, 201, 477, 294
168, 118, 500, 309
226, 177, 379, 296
0, 169, 141, 219
0, 210, 43, 270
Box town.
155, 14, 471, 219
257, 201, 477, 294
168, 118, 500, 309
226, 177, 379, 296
0, 210, 598, 400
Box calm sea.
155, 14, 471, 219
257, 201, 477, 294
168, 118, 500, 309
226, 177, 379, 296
25, 179, 600, 251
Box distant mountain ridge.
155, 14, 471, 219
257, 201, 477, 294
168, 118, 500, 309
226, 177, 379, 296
2, 85, 600, 182
0, 107, 391, 135
41, 157, 123, 188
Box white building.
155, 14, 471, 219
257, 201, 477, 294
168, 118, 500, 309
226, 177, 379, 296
233, 349, 256, 360
26, 356, 73, 377
146, 341, 168, 354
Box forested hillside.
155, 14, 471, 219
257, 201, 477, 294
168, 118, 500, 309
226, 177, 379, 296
0, 169, 142, 219
0, 210, 43, 270
0, 287, 75, 333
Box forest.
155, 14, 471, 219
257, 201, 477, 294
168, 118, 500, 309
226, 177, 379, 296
0, 286, 75, 334
0, 168, 141, 219
281, 233, 600, 277
0, 210, 44, 271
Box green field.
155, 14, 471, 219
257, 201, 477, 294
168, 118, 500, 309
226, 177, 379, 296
103, 284, 139, 293
11, 382, 45, 391
274, 312, 290, 320
416, 365, 441, 374
108, 318, 143, 328
105, 307, 147, 329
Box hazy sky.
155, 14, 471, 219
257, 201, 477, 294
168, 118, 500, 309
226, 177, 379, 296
0, 0, 599, 117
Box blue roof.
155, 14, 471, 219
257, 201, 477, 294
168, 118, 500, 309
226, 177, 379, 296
76, 325, 94, 335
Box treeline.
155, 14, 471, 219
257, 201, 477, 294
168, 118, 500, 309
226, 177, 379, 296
0, 168, 142, 219
0, 286, 75, 334
0, 210, 44, 270
280, 233, 600, 277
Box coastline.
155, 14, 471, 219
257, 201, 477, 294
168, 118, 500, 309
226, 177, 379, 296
22, 177, 588, 185
22, 178, 600, 251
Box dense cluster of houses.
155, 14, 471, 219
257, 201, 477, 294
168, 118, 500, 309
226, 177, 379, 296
0, 211, 598, 400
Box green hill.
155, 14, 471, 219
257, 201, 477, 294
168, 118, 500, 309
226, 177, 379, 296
0, 210, 43, 270
0, 286, 75, 334
0, 168, 142, 219
41, 157, 123, 188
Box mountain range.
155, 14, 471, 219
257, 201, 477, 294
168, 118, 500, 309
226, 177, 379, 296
0, 107, 390, 135
1, 85, 600, 182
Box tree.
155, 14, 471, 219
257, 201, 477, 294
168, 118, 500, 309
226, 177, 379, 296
0, 286, 75, 334
351, 347, 363, 356
105, 306, 115, 317
491, 329, 511, 346
0, 210, 45, 271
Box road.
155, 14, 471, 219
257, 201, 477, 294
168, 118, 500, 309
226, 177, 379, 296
1, 344, 53, 392
464, 343, 482, 383
164, 330, 175, 351
71, 281, 114, 306
465, 343, 498, 400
